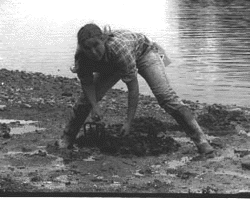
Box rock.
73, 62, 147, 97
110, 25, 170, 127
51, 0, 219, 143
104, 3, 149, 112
241, 157, 250, 170
134, 170, 144, 177
62, 92, 73, 97
83, 156, 95, 162
0, 105, 7, 111
54, 175, 69, 183
138, 167, 152, 175
235, 125, 247, 135
23, 103, 32, 108
30, 176, 43, 182
91, 175, 106, 182
17, 166, 26, 169
21, 147, 33, 152
28, 150, 47, 157
0, 123, 11, 138
234, 149, 250, 158
210, 137, 224, 148
3, 133, 11, 139
0, 94, 8, 100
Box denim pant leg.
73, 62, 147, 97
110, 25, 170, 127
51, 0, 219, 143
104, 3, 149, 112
64, 72, 121, 138
137, 51, 185, 113
137, 51, 208, 145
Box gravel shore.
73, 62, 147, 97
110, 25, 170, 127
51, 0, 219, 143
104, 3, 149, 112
0, 68, 250, 196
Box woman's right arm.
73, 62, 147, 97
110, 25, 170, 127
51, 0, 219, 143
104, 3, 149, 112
75, 46, 102, 120
81, 83, 97, 108
81, 81, 102, 121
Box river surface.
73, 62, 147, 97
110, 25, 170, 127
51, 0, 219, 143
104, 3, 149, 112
0, 0, 250, 106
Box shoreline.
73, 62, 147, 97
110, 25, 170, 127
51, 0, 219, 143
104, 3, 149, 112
0, 68, 248, 108
1, 67, 249, 134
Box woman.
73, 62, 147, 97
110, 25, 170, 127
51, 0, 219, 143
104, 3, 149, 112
59, 23, 214, 155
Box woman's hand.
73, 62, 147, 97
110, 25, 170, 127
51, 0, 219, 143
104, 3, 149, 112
120, 122, 131, 137
91, 105, 103, 122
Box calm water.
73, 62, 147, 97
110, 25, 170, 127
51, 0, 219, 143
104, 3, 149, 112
0, 0, 250, 106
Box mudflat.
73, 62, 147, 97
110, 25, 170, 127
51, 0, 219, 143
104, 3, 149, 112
0, 68, 250, 196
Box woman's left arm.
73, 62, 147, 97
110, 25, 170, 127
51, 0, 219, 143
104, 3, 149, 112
121, 77, 139, 136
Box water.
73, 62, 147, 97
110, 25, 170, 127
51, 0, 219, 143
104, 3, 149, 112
0, 0, 249, 106
0, 119, 46, 134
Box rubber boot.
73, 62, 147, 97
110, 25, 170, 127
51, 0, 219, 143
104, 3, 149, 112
170, 106, 214, 155
58, 101, 92, 149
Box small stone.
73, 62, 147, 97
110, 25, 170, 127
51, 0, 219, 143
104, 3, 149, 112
134, 170, 144, 177
210, 138, 223, 148
91, 176, 104, 182
0, 105, 6, 111
1, 123, 11, 138
83, 156, 95, 162
17, 166, 26, 169
138, 168, 152, 175
3, 133, 11, 139
65, 181, 71, 185
30, 176, 42, 182
24, 103, 32, 108
242, 158, 250, 170
21, 147, 33, 152
37, 150, 47, 157
0, 94, 8, 100
55, 175, 69, 183
62, 92, 73, 97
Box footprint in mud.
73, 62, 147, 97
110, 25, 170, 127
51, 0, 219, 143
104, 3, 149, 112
76, 117, 181, 157
46, 143, 91, 164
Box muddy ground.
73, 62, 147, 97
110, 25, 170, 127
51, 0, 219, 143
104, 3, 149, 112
0, 68, 250, 196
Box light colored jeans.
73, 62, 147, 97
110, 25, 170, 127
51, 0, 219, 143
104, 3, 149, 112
137, 50, 185, 113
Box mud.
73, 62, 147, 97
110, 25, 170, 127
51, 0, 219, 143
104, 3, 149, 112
1, 68, 250, 196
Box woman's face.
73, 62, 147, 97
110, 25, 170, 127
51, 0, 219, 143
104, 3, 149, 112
81, 38, 105, 61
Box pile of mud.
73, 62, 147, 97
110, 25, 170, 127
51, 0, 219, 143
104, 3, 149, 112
197, 104, 250, 136
0, 177, 39, 192
76, 117, 180, 156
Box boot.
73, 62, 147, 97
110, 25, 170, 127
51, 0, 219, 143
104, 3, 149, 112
58, 102, 92, 149
170, 106, 214, 155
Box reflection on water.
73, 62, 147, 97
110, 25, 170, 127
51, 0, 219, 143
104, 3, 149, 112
0, 0, 249, 106
168, 0, 250, 105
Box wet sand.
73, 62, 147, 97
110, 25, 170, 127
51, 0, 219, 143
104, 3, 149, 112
0, 68, 250, 196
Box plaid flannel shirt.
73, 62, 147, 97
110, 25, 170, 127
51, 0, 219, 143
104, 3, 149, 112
75, 29, 153, 85
106, 30, 152, 83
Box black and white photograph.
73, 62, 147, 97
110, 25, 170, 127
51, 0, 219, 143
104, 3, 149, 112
0, 0, 250, 197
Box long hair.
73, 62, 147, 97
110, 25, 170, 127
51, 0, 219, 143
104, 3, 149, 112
77, 23, 112, 46
77, 23, 102, 45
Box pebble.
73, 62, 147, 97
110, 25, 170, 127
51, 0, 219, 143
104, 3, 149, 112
17, 166, 26, 169
54, 175, 69, 183
241, 157, 250, 170
210, 137, 224, 148
134, 170, 144, 177
0, 105, 6, 111
0, 94, 8, 100
23, 104, 32, 108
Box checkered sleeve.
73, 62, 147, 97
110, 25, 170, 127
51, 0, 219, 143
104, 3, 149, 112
111, 42, 138, 83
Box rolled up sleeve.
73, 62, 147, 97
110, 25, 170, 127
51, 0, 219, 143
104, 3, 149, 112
120, 67, 137, 83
